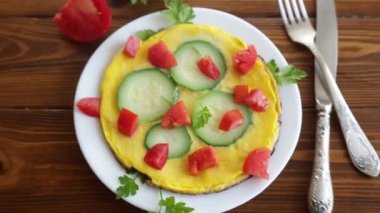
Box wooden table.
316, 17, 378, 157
0, 0, 379, 212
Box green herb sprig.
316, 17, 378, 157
192, 106, 212, 129
116, 168, 147, 199
162, 0, 195, 24
267, 59, 307, 86
150, 189, 194, 213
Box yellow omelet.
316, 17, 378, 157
100, 24, 281, 194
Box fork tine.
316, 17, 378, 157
290, 0, 301, 22
278, 0, 289, 26
297, 0, 309, 21
283, 0, 295, 24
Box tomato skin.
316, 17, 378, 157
233, 45, 257, 75
123, 35, 141, 57
233, 85, 249, 104
188, 146, 219, 176
144, 143, 169, 170
53, 0, 111, 42
117, 108, 138, 137
196, 56, 221, 80
148, 41, 177, 69
161, 101, 191, 129
243, 148, 270, 179
219, 109, 244, 131
76, 97, 100, 117
245, 89, 269, 112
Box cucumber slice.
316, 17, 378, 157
118, 69, 178, 123
171, 40, 226, 91
145, 124, 192, 158
192, 91, 252, 146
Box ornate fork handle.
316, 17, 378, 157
308, 43, 380, 177
308, 105, 333, 213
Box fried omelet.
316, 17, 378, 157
100, 24, 281, 194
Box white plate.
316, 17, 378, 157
74, 8, 302, 213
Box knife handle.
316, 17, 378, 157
308, 106, 334, 213
335, 100, 380, 177
309, 44, 380, 177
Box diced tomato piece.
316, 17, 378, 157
53, 0, 111, 42
233, 45, 257, 75
148, 41, 177, 69
245, 89, 269, 112
219, 109, 244, 131
196, 56, 221, 80
123, 35, 141, 57
188, 146, 219, 176
161, 101, 191, 129
76, 97, 100, 117
117, 108, 138, 137
144, 143, 168, 170
233, 85, 250, 104
243, 148, 271, 179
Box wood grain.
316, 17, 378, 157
0, 0, 379, 18
0, 18, 379, 108
0, 109, 379, 212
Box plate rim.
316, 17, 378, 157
73, 7, 302, 213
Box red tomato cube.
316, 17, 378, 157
117, 108, 138, 137
76, 97, 101, 117
123, 35, 141, 57
148, 41, 177, 69
188, 146, 219, 176
196, 56, 221, 80
243, 148, 271, 179
219, 109, 244, 131
161, 101, 191, 129
144, 143, 169, 170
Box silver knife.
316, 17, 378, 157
308, 0, 337, 212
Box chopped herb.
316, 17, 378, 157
157, 189, 194, 213
116, 169, 148, 199
282, 65, 307, 84
267, 59, 307, 86
136, 29, 158, 41
130, 0, 149, 5
193, 106, 212, 129
162, 0, 195, 24
116, 175, 139, 199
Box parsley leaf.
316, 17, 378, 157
162, 0, 195, 24
158, 190, 194, 213
282, 65, 307, 84
130, 0, 149, 5
267, 59, 307, 86
136, 29, 158, 41
116, 175, 139, 199
192, 106, 212, 129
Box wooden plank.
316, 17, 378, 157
0, 108, 379, 212
0, 0, 379, 18
0, 17, 379, 108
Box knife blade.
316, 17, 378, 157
308, 0, 337, 212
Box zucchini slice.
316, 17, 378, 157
192, 91, 252, 146
171, 40, 226, 91
145, 124, 192, 158
118, 69, 178, 123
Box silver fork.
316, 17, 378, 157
277, 0, 380, 177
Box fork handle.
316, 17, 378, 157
308, 105, 333, 213
308, 43, 380, 177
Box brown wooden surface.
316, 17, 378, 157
0, 0, 379, 212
